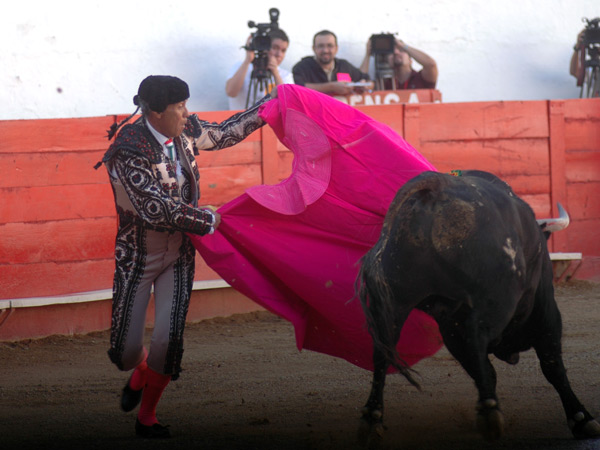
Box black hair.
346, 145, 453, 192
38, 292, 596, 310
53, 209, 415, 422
269, 28, 289, 43
313, 30, 337, 47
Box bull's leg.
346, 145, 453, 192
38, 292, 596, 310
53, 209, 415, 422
439, 315, 505, 441
361, 346, 389, 426
358, 346, 390, 449
358, 318, 405, 448
533, 313, 600, 438
535, 345, 600, 438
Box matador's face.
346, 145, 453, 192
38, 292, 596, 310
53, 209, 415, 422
153, 100, 189, 138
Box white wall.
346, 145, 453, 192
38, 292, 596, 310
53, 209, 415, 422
3, 0, 596, 120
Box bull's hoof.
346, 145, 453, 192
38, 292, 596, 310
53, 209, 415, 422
357, 418, 385, 449
476, 399, 505, 441
568, 412, 600, 439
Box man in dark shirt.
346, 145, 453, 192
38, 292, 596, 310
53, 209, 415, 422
360, 37, 438, 90
293, 30, 373, 96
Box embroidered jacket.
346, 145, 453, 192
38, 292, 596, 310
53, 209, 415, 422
100, 97, 269, 235
101, 97, 270, 378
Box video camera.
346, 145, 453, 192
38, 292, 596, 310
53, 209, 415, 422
247, 8, 280, 53
583, 17, 600, 46
245, 8, 280, 81
370, 33, 396, 55
369, 33, 397, 90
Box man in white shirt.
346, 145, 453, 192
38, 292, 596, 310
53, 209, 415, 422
226, 28, 293, 110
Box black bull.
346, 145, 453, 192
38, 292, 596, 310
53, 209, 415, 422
357, 170, 600, 442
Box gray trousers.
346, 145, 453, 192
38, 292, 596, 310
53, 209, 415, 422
109, 227, 195, 379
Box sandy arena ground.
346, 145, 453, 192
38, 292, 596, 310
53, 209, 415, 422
0, 280, 599, 450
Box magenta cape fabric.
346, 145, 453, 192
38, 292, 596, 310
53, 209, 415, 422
189, 85, 443, 371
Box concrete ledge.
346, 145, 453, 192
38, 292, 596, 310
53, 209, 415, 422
0, 279, 230, 310
550, 252, 583, 261
0, 255, 584, 310
0, 283, 259, 342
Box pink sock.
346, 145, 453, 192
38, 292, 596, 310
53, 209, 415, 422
129, 348, 148, 391
137, 368, 171, 426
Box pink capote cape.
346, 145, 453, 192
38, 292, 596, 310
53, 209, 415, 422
189, 85, 443, 371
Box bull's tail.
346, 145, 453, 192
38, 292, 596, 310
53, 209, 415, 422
357, 247, 421, 389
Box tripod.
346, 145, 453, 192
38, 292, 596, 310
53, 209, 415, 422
245, 53, 274, 108
580, 46, 600, 98
374, 53, 396, 91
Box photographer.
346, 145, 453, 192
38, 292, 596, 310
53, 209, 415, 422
225, 28, 293, 110
570, 29, 586, 83
570, 17, 600, 98
360, 37, 438, 90
292, 30, 373, 96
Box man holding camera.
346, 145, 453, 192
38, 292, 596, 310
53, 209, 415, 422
569, 18, 600, 98
292, 30, 373, 96
226, 28, 293, 110
360, 37, 438, 90
570, 28, 586, 83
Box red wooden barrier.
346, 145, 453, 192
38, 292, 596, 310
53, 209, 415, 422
1, 97, 599, 341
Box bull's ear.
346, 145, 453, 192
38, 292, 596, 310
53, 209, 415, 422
537, 203, 570, 234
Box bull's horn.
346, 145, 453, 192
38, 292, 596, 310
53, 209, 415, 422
537, 203, 570, 233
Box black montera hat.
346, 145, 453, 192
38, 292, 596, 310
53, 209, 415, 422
134, 75, 190, 113
105, 75, 190, 141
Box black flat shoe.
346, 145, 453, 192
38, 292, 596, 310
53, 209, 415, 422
120, 376, 143, 412
135, 418, 171, 439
